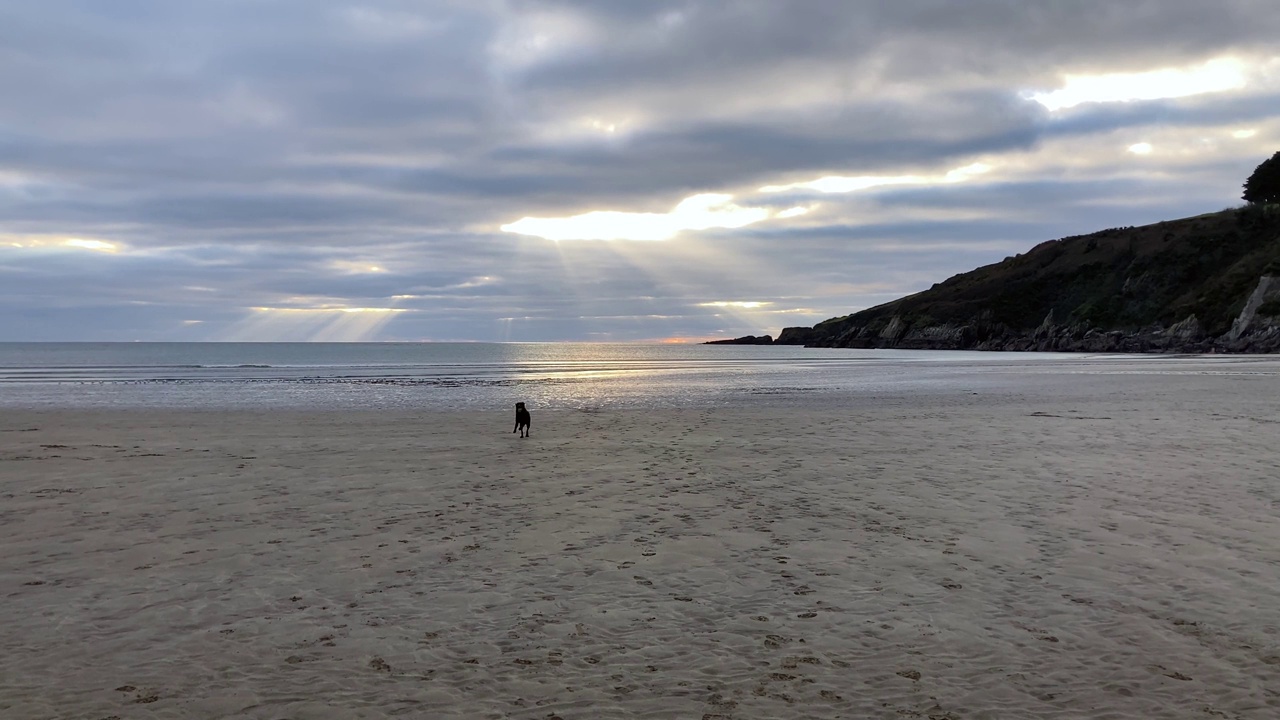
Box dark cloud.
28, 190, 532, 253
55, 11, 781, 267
507, 0, 1280, 119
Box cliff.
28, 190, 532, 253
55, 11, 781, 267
775, 204, 1280, 352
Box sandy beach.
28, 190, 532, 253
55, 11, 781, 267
3, 367, 1279, 719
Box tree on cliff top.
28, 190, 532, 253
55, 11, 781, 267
1243, 151, 1280, 205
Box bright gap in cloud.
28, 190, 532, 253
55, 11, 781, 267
1233, 129, 1258, 139
699, 301, 772, 309
1128, 142, 1154, 155
944, 163, 993, 181
501, 193, 772, 241
3, 235, 121, 253
762, 175, 918, 194
64, 238, 117, 252
503, 160, 994, 242
761, 162, 992, 195
776, 206, 812, 219
1030, 57, 1246, 111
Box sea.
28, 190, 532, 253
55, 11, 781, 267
0, 342, 1256, 411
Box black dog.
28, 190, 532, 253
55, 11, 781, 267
513, 402, 531, 438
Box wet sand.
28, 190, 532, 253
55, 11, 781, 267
2, 368, 1279, 719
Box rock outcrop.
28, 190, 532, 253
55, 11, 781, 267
772, 205, 1280, 353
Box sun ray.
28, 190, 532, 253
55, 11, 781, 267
220, 307, 408, 342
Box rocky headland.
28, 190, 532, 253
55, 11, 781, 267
715, 205, 1280, 353
704, 334, 774, 345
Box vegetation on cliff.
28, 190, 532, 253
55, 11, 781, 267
1243, 151, 1280, 205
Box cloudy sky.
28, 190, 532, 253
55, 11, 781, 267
2, 1, 1278, 342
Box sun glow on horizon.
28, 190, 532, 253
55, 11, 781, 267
1030, 57, 1247, 111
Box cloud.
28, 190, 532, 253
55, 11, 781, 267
3, 1, 1280, 340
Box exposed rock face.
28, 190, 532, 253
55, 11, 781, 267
704, 334, 774, 345
776, 206, 1280, 353
1228, 275, 1278, 341
1167, 314, 1205, 341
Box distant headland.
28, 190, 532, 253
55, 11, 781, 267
709, 204, 1280, 353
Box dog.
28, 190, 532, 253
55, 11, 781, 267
513, 402, 531, 438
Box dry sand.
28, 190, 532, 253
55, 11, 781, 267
2, 367, 1279, 719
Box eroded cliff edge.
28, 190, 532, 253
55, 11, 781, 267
774, 205, 1280, 352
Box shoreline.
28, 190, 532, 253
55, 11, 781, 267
4, 351, 1280, 414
